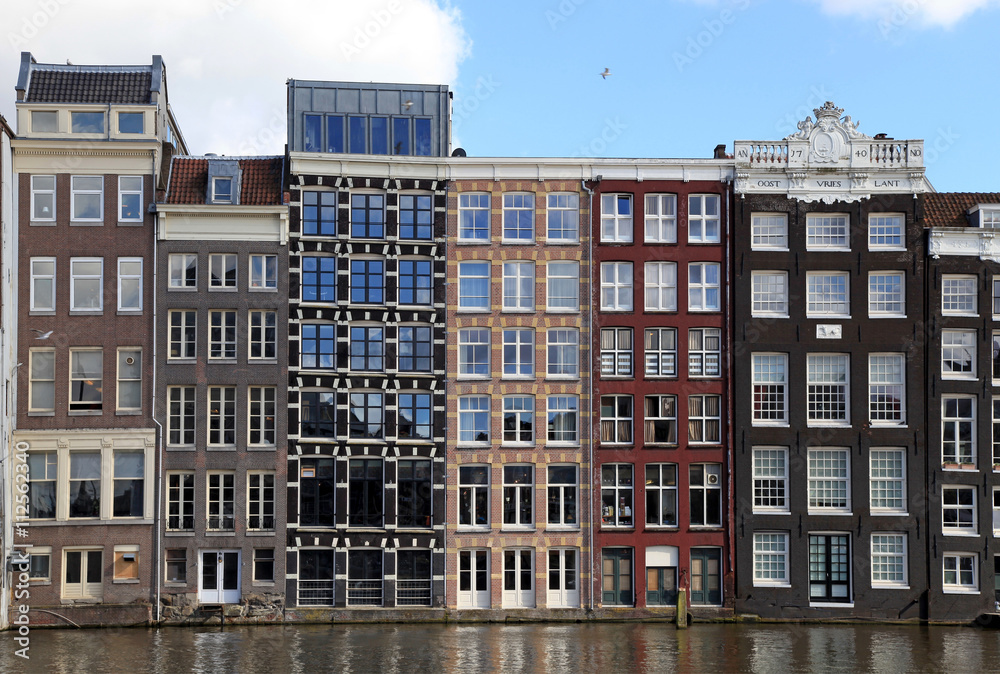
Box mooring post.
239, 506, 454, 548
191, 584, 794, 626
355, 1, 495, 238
676, 589, 688, 629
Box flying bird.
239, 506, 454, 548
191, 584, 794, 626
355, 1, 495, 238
31, 329, 53, 340
403, 100, 414, 110
600, 68, 611, 79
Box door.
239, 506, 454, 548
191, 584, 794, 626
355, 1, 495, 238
458, 549, 490, 608
646, 567, 678, 606
602, 548, 633, 606
547, 548, 580, 608
690, 548, 721, 605
808, 535, 850, 602
200, 550, 241, 604
63, 549, 103, 600
502, 549, 535, 608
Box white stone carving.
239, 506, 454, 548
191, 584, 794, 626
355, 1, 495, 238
816, 324, 843, 339
850, 172, 869, 189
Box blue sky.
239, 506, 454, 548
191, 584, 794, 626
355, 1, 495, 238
2, 0, 998, 191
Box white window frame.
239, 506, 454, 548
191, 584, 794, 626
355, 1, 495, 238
31, 175, 56, 222
644, 193, 677, 243
458, 192, 490, 241
457, 328, 490, 379
546, 328, 579, 378
600, 463, 634, 527
209, 309, 237, 360
502, 464, 534, 529
644, 328, 677, 378
751, 353, 788, 426
941, 275, 978, 316
250, 254, 277, 290
868, 271, 904, 317
751, 271, 788, 317
751, 213, 788, 250
249, 310, 277, 360
458, 395, 490, 445
644, 261, 677, 312
69, 348, 102, 413
601, 193, 633, 243
869, 354, 906, 426
993, 277, 1000, 319
546, 261, 579, 312
687, 194, 721, 244
807, 354, 850, 426
502, 395, 535, 446
941, 330, 976, 380
71, 175, 104, 222
807, 448, 851, 514
644, 463, 678, 526
869, 448, 906, 514
167, 386, 196, 446
168, 253, 197, 289
209, 253, 238, 290
546, 395, 579, 445
942, 396, 976, 466
502, 261, 535, 311
600, 262, 633, 312
28, 348, 55, 413
168, 309, 196, 360
687, 394, 722, 445
118, 176, 143, 223
62, 548, 103, 601
30, 257, 56, 311
806, 213, 849, 251
943, 553, 979, 593
600, 327, 633, 378
458, 465, 490, 529
993, 486, 1000, 535
942, 485, 977, 535
868, 213, 904, 250
502, 192, 534, 243
248, 386, 276, 446
870, 533, 908, 588
208, 386, 237, 447
116, 348, 142, 413
752, 532, 790, 587
212, 177, 233, 204
806, 271, 850, 318
688, 262, 720, 311
502, 328, 534, 379
600, 395, 633, 445
117, 257, 142, 312
70, 257, 103, 312
458, 261, 490, 311
688, 327, 721, 378
752, 447, 788, 513
546, 192, 579, 243
207, 471, 236, 530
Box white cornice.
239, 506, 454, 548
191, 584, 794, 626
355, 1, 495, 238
156, 204, 287, 216
927, 227, 1000, 262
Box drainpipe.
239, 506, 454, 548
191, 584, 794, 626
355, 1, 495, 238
724, 184, 734, 610
581, 176, 595, 611
152, 150, 163, 623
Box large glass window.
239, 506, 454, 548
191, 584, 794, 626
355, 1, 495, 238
645, 464, 677, 527
397, 459, 432, 528
547, 193, 579, 242
459, 396, 490, 444
459, 465, 489, 527
458, 261, 490, 310
249, 310, 277, 359
349, 392, 383, 440
808, 449, 850, 512
688, 262, 720, 311
166, 473, 194, 530
300, 391, 336, 438
753, 447, 788, 512
70, 258, 103, 311
547, 329, 579, 377
398, 393, 432, 441
399, 194, 433, 240
600, 395, 633, 445
348, 459, 384, 527
503, 396, 534, 445
688, 395, 721, 444
942, 486, 977, 533
752, 354, 787, 424
688, 194, 720, 243
807, 272, 849, 316
71, 176, 103, 221
688, 328, 721, 377
601, 464, 633, 527
116, 349, 142, 412
27, 452, 57, 519
209, 253, 237, 290
347, 549, 383, 605
458, 328, 490, 378
398, 325, 433, 372
168, 253, 197, 289
209, 310, 237, 359
942, 330, 976, 379
644, 395, 677, 445
751, 213, 787, 249
503, 465, 534, 528
644, 328, 677, 377
30, 257, 55, 311
941, 275, 977, 315
869, 354, 905, 425
502, 329, 534, 378
350, 259, 384, 304
502, 193, 534, 242
645, 194, 677, 243
547, 396, 579, 444
299, 458, 335, 527
350, 193, 385, 238
301, 324, 335, 369
69, 452, 101, 518
644, 262, 677, 311
751, 272, 788, 317
753, 533, 789, 586
601, 194, 633, 242
302, 191, 338, 236
248, 387, 276, 446
301, 256, 336, 302
689, 464, 722, 527
208, 386, 236, 446
807, 354, 849, 425
869, 272, 904, 316
459, 193, 490, 241
117, 258, 142, 311
398, 259, 433, 306
547, 465, 578, 527
249, 254, 277, 289
546, 261, 579, 311
29, 349, 55, 413
503, 261, 535, 311
70, 349, 103, 412
942, 396, 975, 465
869, 214, 904, 249
349, 325, 384, 371
600, 262, 633, 311
870, 448, 906, 513
806, 214, 849, 250
248, 472, 275, 530
600, 328, 633, 377
871, 534, 907, 587
167, 386, 195, 445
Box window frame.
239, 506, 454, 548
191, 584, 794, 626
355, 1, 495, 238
546, 328, 579, 378
644, 193, 677, 244
687, 194, 721, 244
349, 192, 386, 239
942, 553, 979, 593
547, 395, 579, 445
397, 258, 433, 307
806, 271, 850, 318
457, 261, 490, 311
689, 463, 723, 527
118, 176, 143, 223
941, 275, 978, 316
168, 253, 197, 290
208, 309, 237, 360
167, 386, 196, 446
547, 464, 579, 528
397, 324, 433, 373
398, 192, 433, 240
752, 532, 790, 587
28, 348, 55, 414
547, 192, 579, 243
806, 353, 850, 426
69, 348, 103, 413
546, 261, 580, 312
166, 472, 195, 531
457, 327, 490, 379
70, 257, 103, 312
868, 353, 905, 426
687, 394, 722, 444
458, 395, 490, 445
751, 213, 788, 250
870, 533, 908, 588
349, 324, 385, 372
752, 447, 788, 513
206, 471, 236, 531
250, 254, 278, 291
502, 192, 535, 243
70, 175, 104, 222
644, 261, 677, 312
600, 463, 634, 528
600, 327, 633, 378
942, 485, 977, 535
601, 193, 633, 243
502, 464, 534, 529
644, 463, 678, 527
869, 448, 906, 514
600, 262, 633, 312
751, 271, 788, 317
752, 353, 788, 426
806, 213, 849, 251
29, 257, 56, 311
458, 465, 490, 529
688, 262, 721, 312
208, 386, 237, 447
502, 261, 535, 312
502, 395, 535, 446
348, 391, 384, 441
458, 192, 491, 242
942, 395, 976, 466
167, 309, 196, 360
868, 271, 905, 318
115, 348, 142, 413
117, 257, 142, 312
941, 329, 977, 380
688, 327, 722, 378
644, 327, 677, 378
208, 253, 238, 290
502, 328, 534, 379
249, 310, 277, 360
397, 392, 432, 442
600, 394, 633, 445
302, 190, 339, 236
301, 323, 335, 369
31, 175, 56, 222
348, 458, 385, 528
807, 448, 851, 514
868, 213, 904, 250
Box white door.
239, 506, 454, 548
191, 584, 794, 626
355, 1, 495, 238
502, 548, 535, 608
547, 548, 579, 608
200, 550, 241, 604
458, 549, 490, 608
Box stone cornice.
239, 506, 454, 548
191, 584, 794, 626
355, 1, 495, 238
928, 227, 1000, 262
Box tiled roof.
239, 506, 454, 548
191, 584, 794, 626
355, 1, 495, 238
26, 69, 152, 104
164, 156, 285, 206
924, 192, 1000, 228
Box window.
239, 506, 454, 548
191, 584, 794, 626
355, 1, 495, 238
503, 396, 534, 444
942, 330, 976, 379
245, 385, 275, 443
688, 262, 720, 311
870, 534, 907, 588
869, 272, 904, 316
249, 310, 276, 359
253, 549, 275, 583
245, 472, 275, 531
645, 464, 678, 527
546, 261, 579, 312
399, 193, 433, 240
118, 111, 143, 134
167, 386, 195, 445
688, 194, 720, 243
398, 259, 433, 306
942, 486, 977, 534
113, 348, 141, 413
688, 395, 722, 444
27, 550, 51, 582
301, 324, 335, 369
116, 549, 144, 592
31, 110, 57, 132
806, 214, 848, 250
502, 548, 535, 608
547, 395, 579, 444
70, 349, 102, 412
458, 261, 490, 310
942, 396, 975, 465
397, 549, 432, 606
751, 213, 788, 249
601, 464, 633, 527
869, 214, 904, 249
27, 451, 56, 518
644, 262, 677, 311
300, 391, 336, 438
71, 111, 104, 133
602, 548, 633, 606
118, 176, 142, 222
689, 464, 722, 526
600, 395, 633, 445
548, 548, 580, 608
398, 325, 433, 372
298, 549, 335, 605
397, 459, 432, 527
808, 448, 850, 512
645, 193, 677, 243
502, 261, 535, 311
207, 472, 235, 530
459, 465, 490, 528
943, 554, 978, 592
869, 354, 905, 425
547, 465, 578, 527
166, 473, 194, 530
349, 325, 384, 371
398, 392, 432, 441
301, 256, 336, 302
348, 458, 384, 527
71, 176, 103, 221
995, 278, 1000, 317
69, 452, 101, 518
166, 310, 196, 360
995, 488, 1000, 534
601, 262, 633, 311
63, 549, 103, 601
751, 354, 787, 424
350, 193, 385, 238
644, 328, 677, 377
502, 329, 534, 378
809, 534, 851, 602
644, 395, 677, 444
208, 387, 236, 446
600, 328, 633, 377
547, 329, 579, 377
165, 549, 187, 583
503, 465, 534, 528
753, 533, 789, 586
31, 175, 55, 221
601, 193, 633, 242
870, 449, 906, 513
212, 177, 232, 203
751, 272, 788, 316
209, 254, 237, 289
807, 354, 850, 425
458, 328, 490, 378
348, 392, 383, 440
169, 253, 197, 289
459, 396, 490, 444
994, 398, 1000, 468
30, 257, 55, 311
458, 549, 490, 608
942, 275, 977, 315
459, 193, 490, 241
70, 258, 103, 311
117, 258, 142, 311
302, 191, 338, 236
110, 451, 144, 519
250, 254, 277, 290
209, 310, 237, 359
547, 193, 579, 242
28, 349, 55, 413
688, 328, 721, 378
503, 193, 534, 242
753, 447, 788, 512
807, 272, 849, 316
299, 458, 335, 526
994, 332, 1000, 383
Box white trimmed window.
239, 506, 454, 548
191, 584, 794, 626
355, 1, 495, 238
30, 257, 55, 311
644, 261, 677, 311
546, 261, 579, 312
600, 463, 634, 527
942, 396, 976, 465
502, 193, 534, 242
942, 330, 976, 379
688, 328, 721, 378
117, 258, 142, 312
207, 472, 236, 530
870, 448, 906, 513
752, 354, 787, 425
69, 349, 102, 413
502, 396, 534, 445
994, 487, 1000, 535
70, 257, 103, 311
502, 465, 534, 528
806, 213, 848, 250
752, 532, 789, 586
29, 348, 55, 413
994, 332, 1000, 384
994, 399, 1000, 468
71, 176, 103, 221
808, 448, 850, 513
209, 310, 237, 360
547, 465, 579, 528
547, 328, 579, 377
942, 275, 977, 315
458, 261, 490, 311
942, 486, 977, 534
502, 328, 534, 378
459, 192, 490, 241
600, 395, 633, 445
208, 386, 236, 446
600, 328, 633, 377
688, 395, 721, 444
502, 261, 534, 311
249, 310, 277, 360
250, 254, 277, 290
688, 262, 720, 311
601, 193, 633, 242
869, 272, 904, 317
643, 395, 677, 445
688, 194, 720, 243
168, 310, 196, 359
209, 253, 238, 289
458, 328, 490, 378
868, 214, 903, 249
547, 193, 579, 242
116, 348, 142, 412
644, 464, 677, 526
547, 396, 579, 444
751, 271, 788, 317
167, 474, 194, 531
752, 447, 788, 512
169, 253, 197, 289
994, 277, 1000, 317
644, 328, 676, 377
248, 387, 276, 446
31, 175, 56, 221
644, 194, 676, 243
458, 465, 489, 528
118, 176, 143, 222
807, 354, 849, 425
871, 533, 907, 587
751, 213, 787, 250
459, 396, 490, 444
807, 272, 849, 317
869, 354, 905, 425
601, 262, 633, 311
167, 386, 196, 445
943, 554, 978, 592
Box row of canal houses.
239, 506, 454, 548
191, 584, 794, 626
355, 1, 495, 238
1, 52, 999, 628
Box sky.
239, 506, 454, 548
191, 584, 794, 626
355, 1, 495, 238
2, 0, 999, 192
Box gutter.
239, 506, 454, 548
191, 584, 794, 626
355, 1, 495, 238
581, 177, 595, 611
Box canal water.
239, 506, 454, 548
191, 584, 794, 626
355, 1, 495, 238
2, 622, 1000, 673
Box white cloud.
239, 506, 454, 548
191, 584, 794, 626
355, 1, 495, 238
809, 0, 1000, 28
1, 0, 471, 155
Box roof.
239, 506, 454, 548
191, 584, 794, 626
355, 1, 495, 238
924, 192, 1000, 228
164, 156, 285, 206
25, 69, 152, 104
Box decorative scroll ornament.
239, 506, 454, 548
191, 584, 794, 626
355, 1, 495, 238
783, 102, 873, 164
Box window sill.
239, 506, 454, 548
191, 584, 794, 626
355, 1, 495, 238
208, 359, 239, 364
167, 287, 198, 292
941, 466, 978, 472
246, 531, 276, 537
249, 288, 278, 293
643, 525, 680, 531
115, 410, 142, 416
208, 287, 238, 292
642, 309, 679, 314
501, 308, 536, 314
500, 240, 535, 245
28, 411, 55, 417
806, 315, 851, 320
501, 527, 536, 532
543, 376, 581, 382
28, 310, 56, 316
165, 531, 195, 537
455, 239, 491, 245
941, 376, 978, 382
870, 314, 907, 319
688, 309, 722, 314
205, 531, 237, 537
117, 221, 144, 227
750, 247, 789, 253
167, 358, 197, 364
751, 314, 789, 320
113, 578, 140, 584
545, 442, 581, 448
69, 310, 104, 316
643, 444, 679, 449
872, 584, 910, 590
207, 445, 237, 451
249, 359, 279, 364
809, 602, 854, 608
870, 422, 907, 428
248, 445, 277, 451
545, 240, 580, 246
457, 444, 491, 450
166, 446, 196, 451
751, 422, 790, 428
252, 581, 276, 587
941, 313, 979, 318
688, 526, 724, 531
68, 410, 103, 416
752, 510, 791, 515
807, 511, 853, 516
29, 580, 52, 586
753, 582, 792, 588
806, 423, 851, 429
70, 221, 104, 226
941, 530, 980, 537
456, 527, 492, 533
29, 221, 56, 226
544, 310, 581, 315
117, 310, 142, 316
871, 511, 909, 517
942, 587, 980, 595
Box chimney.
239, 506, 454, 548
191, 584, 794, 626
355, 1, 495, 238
713, 144, 727, 159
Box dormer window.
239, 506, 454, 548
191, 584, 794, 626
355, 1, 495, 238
31, 111, 57, 133
206, 158, 240, 205
968, 204, 1000, 228
213, 178, 233, 204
